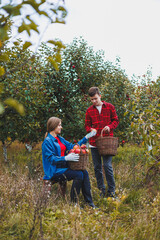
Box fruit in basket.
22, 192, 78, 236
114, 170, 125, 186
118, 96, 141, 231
69, 144, 89, 155
81, 149, 86, 154
73, 145, 80, 150
69, 149, 75, 153
85, 149, 89, 154
74, 148, 81, 154
81, 144, 87, 149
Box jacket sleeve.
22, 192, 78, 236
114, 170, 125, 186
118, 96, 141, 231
60, 136, 88, 150
107, 104, 119, 130
85, 109, 92, 132
42, 140, 66, 167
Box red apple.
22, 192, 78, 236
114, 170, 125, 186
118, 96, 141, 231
73, 145, 80, 150
81, 149, 86, 154
86, 149, 89, 154
74, 149, 80, 154
81, 144, 86, 149
69, 149, 74, 153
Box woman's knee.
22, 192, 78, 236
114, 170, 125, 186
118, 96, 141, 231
75, 171, 84, 181
82, 170, 89, 178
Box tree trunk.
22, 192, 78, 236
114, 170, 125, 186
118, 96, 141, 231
2, 142, 8, 162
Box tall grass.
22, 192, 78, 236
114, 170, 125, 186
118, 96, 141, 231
0, 142, 159, 239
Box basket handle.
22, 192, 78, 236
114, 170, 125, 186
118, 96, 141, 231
101, 127, 109, 137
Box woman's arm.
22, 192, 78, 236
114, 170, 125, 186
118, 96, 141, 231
42, 140, 66, 165
59, 136, 88, 150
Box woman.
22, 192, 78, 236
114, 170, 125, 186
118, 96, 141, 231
42, 117, 96, 208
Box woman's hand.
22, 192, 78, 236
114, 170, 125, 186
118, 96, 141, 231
65, 153, 79, 161
85, 129, 97, 139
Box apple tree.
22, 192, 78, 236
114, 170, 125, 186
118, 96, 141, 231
100, 58, 134, 142
0, 0, 67, 113
125, 74, 160, 162
38, 37, 108, 140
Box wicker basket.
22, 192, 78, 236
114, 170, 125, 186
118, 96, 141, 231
95, 128, 118, 156
68, 147, 89, 170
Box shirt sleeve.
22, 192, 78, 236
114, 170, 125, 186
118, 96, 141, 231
107, 104, 119, 130
85, 109, 92, 132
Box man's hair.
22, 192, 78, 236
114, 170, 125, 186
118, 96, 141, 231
88, 87, 100, 97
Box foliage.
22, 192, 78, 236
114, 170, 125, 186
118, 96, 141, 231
0, 41, 47, 148
0, 0, 67, 114
100, 58, 134, 141
125, 74, 160, 162
39, 37, 108, 140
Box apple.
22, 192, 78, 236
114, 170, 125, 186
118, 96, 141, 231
69, 149, 74, 153
81, 144, 86, 149
85, 149, 89, 154
74, 149, 80, 154
81, 149, 86, 154
73, 145, 80, 150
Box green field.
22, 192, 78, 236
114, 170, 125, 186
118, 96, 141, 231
0, 142, 160, 240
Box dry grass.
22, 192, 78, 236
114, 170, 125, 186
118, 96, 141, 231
0, 142, 160, 239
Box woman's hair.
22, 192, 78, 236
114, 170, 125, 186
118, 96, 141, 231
45, 117, 61, 138
88, 87, 100, 97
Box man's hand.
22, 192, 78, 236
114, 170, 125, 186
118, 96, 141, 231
103, 126, 110, 133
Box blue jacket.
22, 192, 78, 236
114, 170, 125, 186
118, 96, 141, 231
42, 133, 88, 180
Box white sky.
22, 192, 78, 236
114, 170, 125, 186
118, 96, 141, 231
2, 0, 160, 80
39, 0, 160, 80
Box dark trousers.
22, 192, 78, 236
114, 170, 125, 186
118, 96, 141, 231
91, 148, 115, 194
51, 169, 93, 204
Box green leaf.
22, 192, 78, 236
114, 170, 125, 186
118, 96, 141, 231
23, 41, 32, 50
0, 66, 5, 76
0, 53, 9, 62
2, 4, 21, 16
48, 57, 59, 71
124, 111, 128, 116
0, 103, 4, 114
38, 11, 49, 18
4, 98, 25, 116
29, 22, 39, 34
18, 21, 31, 36
13, 41, 20, 46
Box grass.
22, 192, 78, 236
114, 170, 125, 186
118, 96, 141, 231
0, 142, 160, 239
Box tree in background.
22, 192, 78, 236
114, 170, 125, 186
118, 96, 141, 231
100, 58, 134, 142
125, 73, 160, 163
40, 37, 108, 140
0, 0, 67, 114
0, 41, 48, 160
0, 0, 67, 161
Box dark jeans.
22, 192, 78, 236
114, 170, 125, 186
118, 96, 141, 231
51, 169, 93, 205
91, 148, 115, 194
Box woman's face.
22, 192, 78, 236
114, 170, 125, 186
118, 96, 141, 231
54, 121, 62, 135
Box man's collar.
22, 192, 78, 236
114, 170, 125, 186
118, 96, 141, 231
93, 101, 105, 108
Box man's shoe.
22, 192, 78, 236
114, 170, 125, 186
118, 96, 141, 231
107, 192, 118, 200
88, 202, 98, 209
100, 189, 106, 198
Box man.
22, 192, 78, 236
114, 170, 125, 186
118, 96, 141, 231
85, 87, 119, 198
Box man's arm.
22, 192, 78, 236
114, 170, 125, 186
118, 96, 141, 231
85, 109, 92, 132
107, 104, 119, 131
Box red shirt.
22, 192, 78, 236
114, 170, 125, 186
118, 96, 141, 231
55, 137, 66, 156
85, 101, 119, 146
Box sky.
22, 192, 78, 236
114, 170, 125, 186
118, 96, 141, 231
38, 0, 160, 80
2, 0, 160, 80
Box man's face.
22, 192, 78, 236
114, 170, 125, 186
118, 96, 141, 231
90, 94, 102, 106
